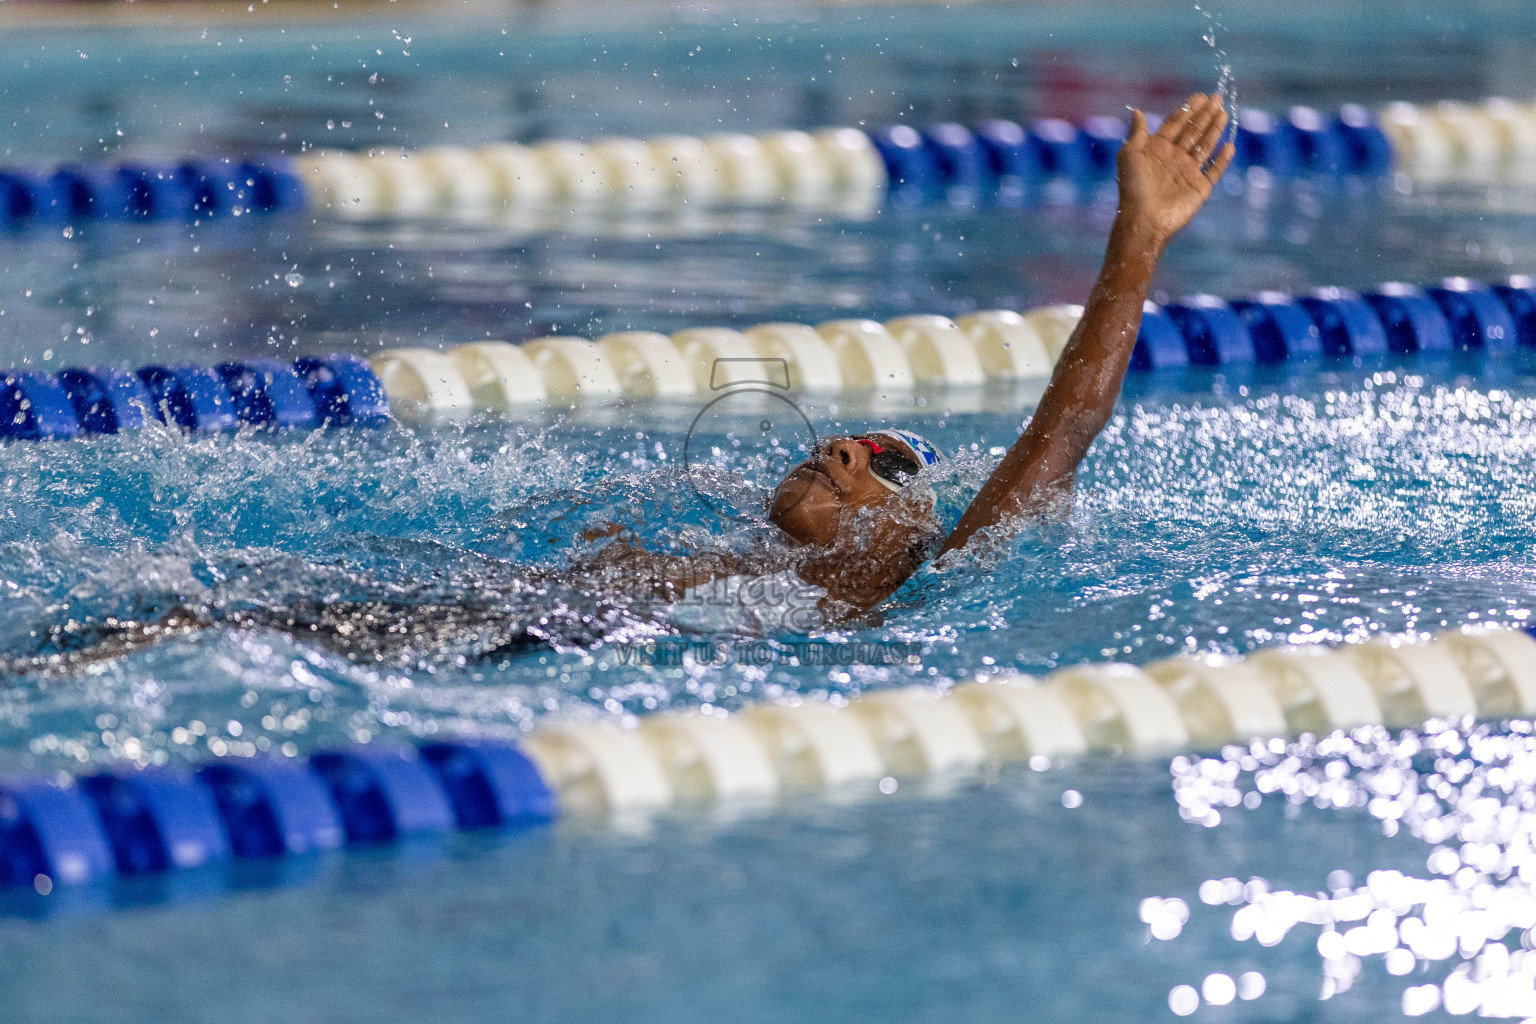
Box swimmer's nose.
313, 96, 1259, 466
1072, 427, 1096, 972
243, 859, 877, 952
819, 437, 870, 488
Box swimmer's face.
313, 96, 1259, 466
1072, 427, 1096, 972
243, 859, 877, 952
768, 433, 924, 548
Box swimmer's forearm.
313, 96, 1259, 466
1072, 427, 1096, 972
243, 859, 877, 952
939, 217, 1159, 553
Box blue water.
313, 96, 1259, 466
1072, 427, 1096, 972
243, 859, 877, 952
4, 0, 1536, 1020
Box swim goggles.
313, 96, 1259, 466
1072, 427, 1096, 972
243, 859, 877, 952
855, 428, 944, 493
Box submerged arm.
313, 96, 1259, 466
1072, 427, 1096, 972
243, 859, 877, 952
940, 93, 1234, 556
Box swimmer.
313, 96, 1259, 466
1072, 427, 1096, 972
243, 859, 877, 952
2, 94, 1232, 675
768, 93, 1235, 615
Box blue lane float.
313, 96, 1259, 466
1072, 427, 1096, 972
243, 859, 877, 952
1025, 118, 1092, 179
309, 746, 458, 845
1281, 106, 1349, 174
0, 354, 388, 440
293, 355, 390, 426
1334, 104, 1397, 177
1494, 278, 1536, 347
1296, 288, 1390, 358
1229, 292, 1324, 362
216, 359, 321, 429
198, 759, 346, 858
1080, 116, 1129, 175
420, 741, 557, 830
922, 123, 989, 193
79, 769, 232, 875
0, 371, 82, 440
0, 780, 115, 887
1130, 303, 1190, 370
57, 367, 156, 434
1163, 295, 1256, 365
137, 364, 240, 432
0, 739, 556, 896
1130, 275, 1536, 368
1427, 279, 1519, 352
870, 124, 940, 197
1364, 284, 1456, 354
0, 157, 302, 228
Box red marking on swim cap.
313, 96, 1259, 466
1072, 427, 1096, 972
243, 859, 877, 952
856, 438, 884, 454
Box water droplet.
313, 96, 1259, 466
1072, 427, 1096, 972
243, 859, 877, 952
285, 272, 305, 288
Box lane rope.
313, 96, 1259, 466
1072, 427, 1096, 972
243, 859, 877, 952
0, 100, 1530, 231
4, 274, 1531, 437
5, 623, 1535, 899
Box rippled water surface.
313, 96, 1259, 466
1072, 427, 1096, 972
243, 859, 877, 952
6, 0, 1536, 1021
7, 361, 1536, 772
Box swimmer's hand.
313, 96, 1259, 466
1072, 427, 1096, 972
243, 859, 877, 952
1117, 93, 1234, 246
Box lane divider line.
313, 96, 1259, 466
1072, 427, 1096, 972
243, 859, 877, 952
6, 623, 1535, 901
6, 274, 1533, 438
1, 98, 1529, 232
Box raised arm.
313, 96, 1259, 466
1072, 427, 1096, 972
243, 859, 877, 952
940, 93, 1234, 555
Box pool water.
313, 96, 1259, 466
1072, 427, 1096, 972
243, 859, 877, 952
4, 0, 1536, 1020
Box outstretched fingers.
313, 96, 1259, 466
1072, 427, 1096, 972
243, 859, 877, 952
1156, 95, 1204, 144
1174, 96, 1222, 154
1204, 141, 1236, 183
1192, 104, 1230, 163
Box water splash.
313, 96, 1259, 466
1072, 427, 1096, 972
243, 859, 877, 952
1193, 1, 1238, 126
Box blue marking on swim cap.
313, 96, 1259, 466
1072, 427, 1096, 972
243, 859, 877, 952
880, 428, 943, 468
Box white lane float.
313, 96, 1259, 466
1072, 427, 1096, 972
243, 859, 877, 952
1379, 102, 1456, 176
638, 714, 780, 804
744, 323, 845, 392
365, 148, 440, 217
647, 135, 722, 203
476, 143, 555, 208
521, 721, 674, 816
1340, 636, 1478, 728
513, 627, 1536, 821
534, 141, 611, 204
593, 137, 671, 208
521, 337, 624, 402
814, 127, 888, 198
1434, 627, 1536, 718
1022, 304, 1085, 361
1246, 646, 1383, 736
740, 701, 885, 791
703, 133, 780, 204
298, 150, 386, 219
670, 327, 767, 391
595, 332, 696, 398
884, 315, 986, 387
760, 130, 836, 203
1426, 102, 1505, 175
369, 347, 475, 421
948, 675, 1088, 760
1046, 663, 1190, 754
416, 146, 501, 214
1144, 656, 1290, 750
848, 687, 987, 777
1482, 98, 1536, 166
815, 319, 917, 393
447, 341, 547, 410
956, 310, 1054, 380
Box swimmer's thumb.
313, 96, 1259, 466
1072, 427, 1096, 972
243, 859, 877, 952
1127, 109, 1150, 146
